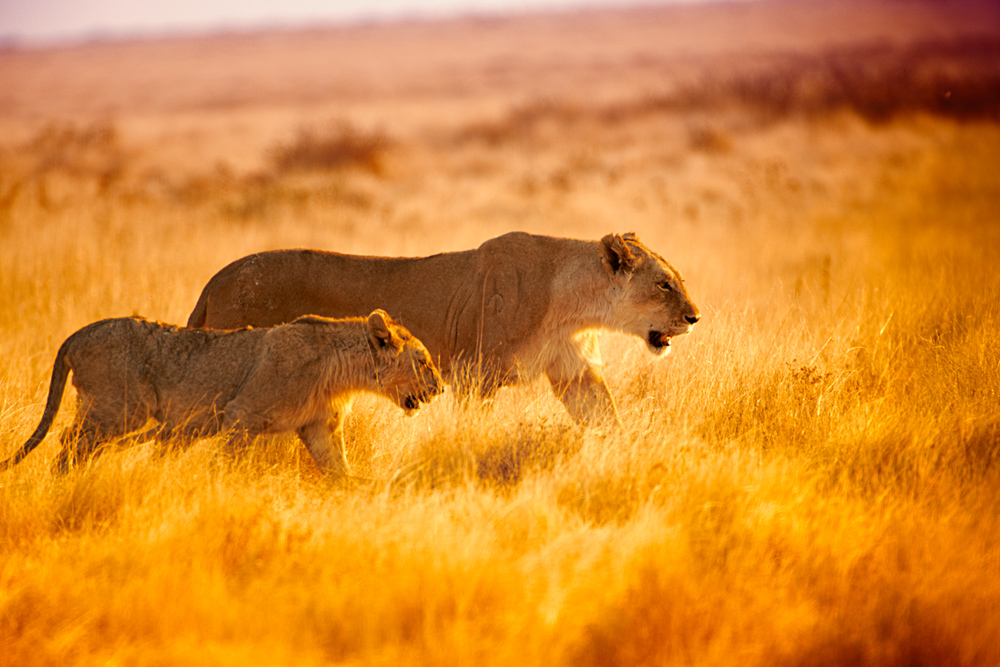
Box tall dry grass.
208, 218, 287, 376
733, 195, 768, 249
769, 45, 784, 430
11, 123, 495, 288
2, 43, 1000, 666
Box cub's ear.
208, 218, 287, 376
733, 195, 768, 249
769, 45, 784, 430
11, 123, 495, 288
600, 233, 638, 278
367, 309, 401, 350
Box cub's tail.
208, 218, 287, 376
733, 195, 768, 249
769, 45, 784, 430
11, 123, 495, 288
0, 339, 73, 471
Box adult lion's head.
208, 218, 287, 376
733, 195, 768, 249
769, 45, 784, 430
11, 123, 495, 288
367, 309, 446, 413
599, 232, 700, 355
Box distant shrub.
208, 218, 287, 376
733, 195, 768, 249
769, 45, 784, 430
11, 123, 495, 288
687, 123, 734, 153
452, 37, 1000, 146
268, 121, 389, 175
14, 122, 125, 189
665, 37, 1000, 123
0, 122, 127, 213
452, 100, 584, 146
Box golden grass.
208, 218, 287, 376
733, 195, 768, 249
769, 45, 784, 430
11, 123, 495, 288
3, 26, 1000, 666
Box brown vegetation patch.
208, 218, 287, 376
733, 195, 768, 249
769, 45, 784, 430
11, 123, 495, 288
452, 37, 1000, 148
267, 121, 390, 175
658, 37, 1000, 123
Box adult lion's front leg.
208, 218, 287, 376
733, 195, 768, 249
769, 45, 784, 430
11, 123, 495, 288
549, 368, 621, 428
544, 332, 622, 429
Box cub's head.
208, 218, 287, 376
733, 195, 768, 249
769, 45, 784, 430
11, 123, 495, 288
367, 309, 446, 414
599, 232, 700, 355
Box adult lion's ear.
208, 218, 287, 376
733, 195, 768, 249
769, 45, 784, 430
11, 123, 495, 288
600, 233, 638, 278
367, 309, 400, 349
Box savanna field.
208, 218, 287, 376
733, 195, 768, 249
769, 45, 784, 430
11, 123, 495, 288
2, 1, 1000, 664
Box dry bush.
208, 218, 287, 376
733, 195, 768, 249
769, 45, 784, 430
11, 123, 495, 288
20, 122, 125, 183
452, 100, 585, 146
687, 123, 734, 153
267, 121, 390, 175
0, 122, 127, 217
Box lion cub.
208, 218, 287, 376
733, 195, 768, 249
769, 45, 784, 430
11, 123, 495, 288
1, 310, 444, 476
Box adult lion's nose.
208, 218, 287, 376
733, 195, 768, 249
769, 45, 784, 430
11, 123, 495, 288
685, 314, 700, 325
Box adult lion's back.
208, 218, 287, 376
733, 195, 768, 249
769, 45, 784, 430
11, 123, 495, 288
188, 245, 487, 380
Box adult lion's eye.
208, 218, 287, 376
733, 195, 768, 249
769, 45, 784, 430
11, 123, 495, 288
658, 280, 672, 292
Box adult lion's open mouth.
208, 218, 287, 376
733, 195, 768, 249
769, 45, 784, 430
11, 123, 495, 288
648, 330, 672, 352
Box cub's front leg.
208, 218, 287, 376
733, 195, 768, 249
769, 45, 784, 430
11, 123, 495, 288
295, 411, 351, 478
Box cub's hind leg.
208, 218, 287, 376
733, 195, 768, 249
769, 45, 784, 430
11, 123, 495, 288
52, 402, 130, 473
52, 419, 101, 473
52, 388, 155, 472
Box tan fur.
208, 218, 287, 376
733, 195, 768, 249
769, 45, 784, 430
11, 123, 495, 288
188, 231, 699, 426
1, 310, 444, 476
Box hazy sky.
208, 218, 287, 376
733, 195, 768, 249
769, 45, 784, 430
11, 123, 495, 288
0, 0, 718, 45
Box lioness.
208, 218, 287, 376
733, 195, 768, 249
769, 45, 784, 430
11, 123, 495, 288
1, 310, 444, 475
188, 231, 699, 425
